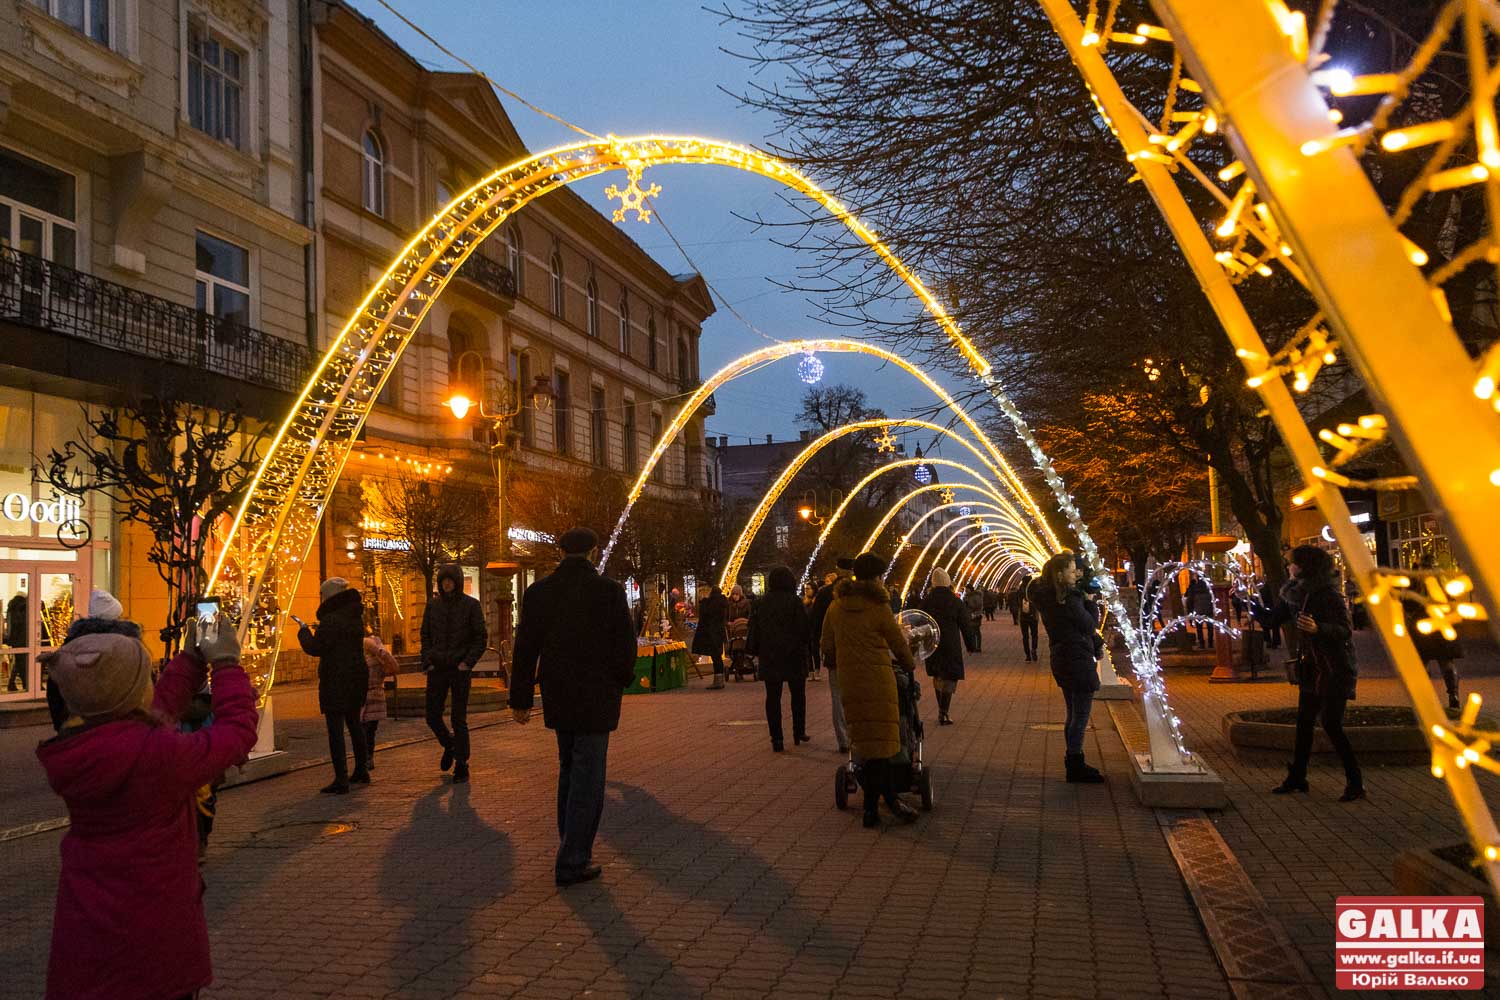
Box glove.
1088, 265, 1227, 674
196, 619, 243, 668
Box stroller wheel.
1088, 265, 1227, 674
918, 767, 934, 811
834, 765, 850, 810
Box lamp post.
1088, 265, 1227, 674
445, 349, 554, 558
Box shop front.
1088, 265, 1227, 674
0, 386, 111, 704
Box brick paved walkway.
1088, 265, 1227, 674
2, 619, 1231, 999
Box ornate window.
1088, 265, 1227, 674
361, 130, 385, 216
33, 0, 111, 47
618, 292, 630, 354
194, 231, 250, 328
549, 248, 564, 317
187, 18, 246, 149
585, 274, 599, 337
504, 225, 524, 290
0, 147, 77, 268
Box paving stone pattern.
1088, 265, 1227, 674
2, 619, 1231, 999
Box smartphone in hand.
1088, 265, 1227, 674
289, 614, 309, 628
195, 596, 221, 646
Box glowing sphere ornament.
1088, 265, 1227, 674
914, 463, 934, 485
798, 351, 825, 385
959, 505, 972, 517
899, 609, 942, 662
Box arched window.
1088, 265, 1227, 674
647, 311, 658, 371
585, 274, 599, 337
618, 292, 630, 354
549, 248, 564, 317
504, 225, 524, 290
361, 130, 385, 216
677, 338, 690, 381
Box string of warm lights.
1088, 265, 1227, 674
1042, 0, 1500, 882
717, 419, 1051, 592
897, 515, 1029, 604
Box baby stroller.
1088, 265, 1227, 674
835, 668, 933, 812
726, 619, 755, 681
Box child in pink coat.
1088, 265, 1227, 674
36, 619, 258, 1000
362, 633, 399, 769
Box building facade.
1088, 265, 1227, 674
0, 0, 315, 701
309, 1, 716, 665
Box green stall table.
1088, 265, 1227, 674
626, 641, 689, 694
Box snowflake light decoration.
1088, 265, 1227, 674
604, 166, 662, 224
913, 464, 933, 485
874, 427, 898, 454
797, 351, 825, 385
940, 488, 956, 504
958, 504, 972, 517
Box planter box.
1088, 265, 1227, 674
1394, 845, 1500, 954
1223, 707, 1429, 755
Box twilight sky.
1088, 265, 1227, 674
351, 0, 978, 455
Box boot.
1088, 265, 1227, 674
452, 762, 470, 784
1271, 766, 1309, 794
350, 766, 370, 785
1448, 686, 1461, 712
1064, 753, 1104, 783
886, 796, 920, 823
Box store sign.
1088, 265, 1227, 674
3, 492, 82, 526
508, 526, 555, 545
362, 537, 411, 552
1321, 512, 1372, 543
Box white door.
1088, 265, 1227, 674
0, 564, 83, 701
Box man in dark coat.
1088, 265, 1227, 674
297, 578, 370, 793
693, 585, 729, 690
747, 566, 812, 751
810, 556, 854, 753
420, 564, 487, 784
509, 527, 636, 887
1017, 575, 1041, 663
920, 568, 969, 725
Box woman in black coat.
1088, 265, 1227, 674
919, 567, 969, 726
693, 585, 729, 690
746, 566, 812, 752
1266, 545, 1363, 801
296, 578, 370, 793
1036, 551, 1105, 783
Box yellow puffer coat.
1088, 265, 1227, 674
820, 578, 916, 760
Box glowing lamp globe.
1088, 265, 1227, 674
898, 609, 942, 662
446, 394, 475, 420
797, 351, 825, 385
958, 505, 972, 517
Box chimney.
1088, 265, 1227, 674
718, 435, 728, 448
800, 429, 811, 442
765, 434, 773, 444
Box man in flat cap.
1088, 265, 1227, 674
509, 526, 636, 887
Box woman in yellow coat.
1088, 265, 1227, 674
820, 552, 918, 828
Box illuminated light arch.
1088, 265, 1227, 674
599, 338, 1057, 570
798, 458, 1014, 590
875, 500, 1041, 580
718, 419, 1049, 591
929, 521, 1028, 594
898, 514, 1030, 603
944, 530, 1009, 579
965, 547, 1029, 594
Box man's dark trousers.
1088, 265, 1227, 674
556, 730, 609, 878
425, 668, 472, 763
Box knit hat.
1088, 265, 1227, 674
929, 568, 953, 589
319, 577, 349, 604
559, 526, 599, 555
88, 588, 123, 620
852, 552, 887, 581
835, 556, 855, 571
44, 632, 153, 722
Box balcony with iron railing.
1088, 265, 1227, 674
454, 251, 517, 301
0, 246, 314, 394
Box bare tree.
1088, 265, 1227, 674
40, 401, 265, 650
360, 470, 489, 598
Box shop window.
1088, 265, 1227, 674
194, 231, 251, 329
0, 147, 78, 269
32, 0, 111, 47
361, 130, 386, 216
553, 370, 571, 456
1388, 513, 1453, 571
187, 18, 246, 150
590, 386, 606, 466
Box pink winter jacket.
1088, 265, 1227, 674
35, 651, 259, 1000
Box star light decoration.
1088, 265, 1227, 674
874, 426, 898, 454
797, 350, 825, 385
940, 488, 956, 504
604, 165, 661, 224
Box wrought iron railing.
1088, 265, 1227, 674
0, 246, 313, 394
455, 252, 516, 300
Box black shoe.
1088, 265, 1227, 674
794, 733, 809, 745
887, 797, 920, 823
1271, 770, 1310, 794
838, 745, 850, 754
350, 768, 370, 785
440, 747, 454, 772
772, 742, 785, 753
1449, 693, 1461, 711
556, 865, 603, 887
366, 757, 375, 772
862, 811, 880, 829
452, 763, 469, 784
1339, 784, 1366, 802
320, 781, 349, 795
1064, 753, 1104, 783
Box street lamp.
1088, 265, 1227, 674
444, 349, 555, 562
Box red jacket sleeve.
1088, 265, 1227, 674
146, 663, 261, 796
149, 651, 208, 726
